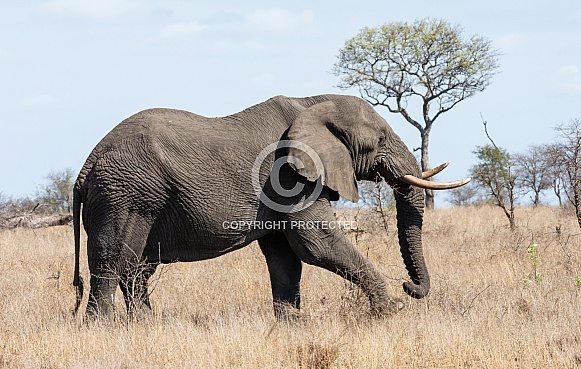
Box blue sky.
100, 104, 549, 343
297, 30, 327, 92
1, 1, 580, 206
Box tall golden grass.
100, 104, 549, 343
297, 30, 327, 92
0, 205, 580, 368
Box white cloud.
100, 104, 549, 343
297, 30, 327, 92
41, 0, 146, 19
20, 95, 60, 108
212, 40, 266, 54
496, 32, 524, 52
158, 22, 205, 39
245, 9, 315, 32
141, 21, 205, 46
560, 65, 581, 93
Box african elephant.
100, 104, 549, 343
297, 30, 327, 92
72, 94, 469, 319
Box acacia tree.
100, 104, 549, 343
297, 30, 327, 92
333, 18, 500, 208
470, 145, 518, 230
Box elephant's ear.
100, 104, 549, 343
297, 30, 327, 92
286, 101, 359, 202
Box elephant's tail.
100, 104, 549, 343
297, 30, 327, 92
72, 186, 84, 316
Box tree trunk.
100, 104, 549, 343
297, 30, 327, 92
532, 190, 540, 208
420, 132, 434, 209
574, 185, 581, 232
509, 212, 516, 231
553, 179, 563, 207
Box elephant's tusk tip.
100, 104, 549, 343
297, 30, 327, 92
400, 174, 471, 190
454, 177, 472, 187
421, 161, 451, 179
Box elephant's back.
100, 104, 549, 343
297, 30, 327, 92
77, 107, 265, 227
77, 108, 208, 179
100, 108, 210, 148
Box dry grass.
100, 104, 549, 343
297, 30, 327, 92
0, 205, 580, 368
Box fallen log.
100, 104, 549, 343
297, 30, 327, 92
1, 214, 73, 229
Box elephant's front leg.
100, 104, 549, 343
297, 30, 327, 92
258, 233, 303, 319
283, 202, 404, 316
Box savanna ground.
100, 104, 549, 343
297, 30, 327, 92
0, 206, 580, 368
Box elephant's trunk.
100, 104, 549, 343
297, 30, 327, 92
394, 183, 430, 298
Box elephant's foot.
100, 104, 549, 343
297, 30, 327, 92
124, 300, 154, 322
273, 300, 302, 321
85, 275, 118, 321
353, 269, 405, 317
84, 297, 116, 321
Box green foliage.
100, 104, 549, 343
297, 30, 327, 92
333, 18, 500, 119
471, 145, 513, 184
526, 244, 542, 283
333, 17, 500, 209
470, 144, 517, 229
35, 168, 75, 214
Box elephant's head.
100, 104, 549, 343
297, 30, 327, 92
285, 94, 469, 298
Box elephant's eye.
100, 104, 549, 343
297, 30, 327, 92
378, 135, 386, 143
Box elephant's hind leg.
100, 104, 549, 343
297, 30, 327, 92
85, 213, 152, 319
258, 233, 303, 319
119, 260, 159, 319
86, 261, 118, 319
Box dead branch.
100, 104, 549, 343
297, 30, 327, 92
1, 213, 72, 229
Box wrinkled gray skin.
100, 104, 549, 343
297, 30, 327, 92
73, 94, 429, 319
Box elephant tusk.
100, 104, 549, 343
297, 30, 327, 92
421, 162, 450, 179
400, 175, 471, 190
